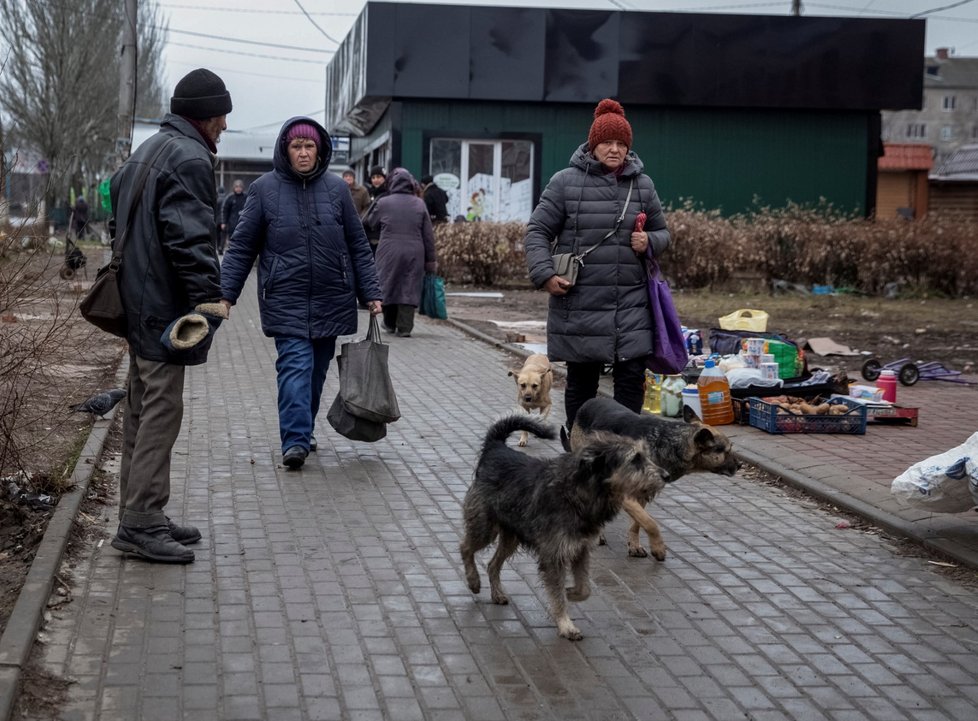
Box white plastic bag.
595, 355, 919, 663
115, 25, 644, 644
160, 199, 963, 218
890, 432, 978, 513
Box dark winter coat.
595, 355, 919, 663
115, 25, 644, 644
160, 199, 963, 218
366, 168, 437, 306
220, 117, 382, 339
222, 190, 247, 236
523, 143, 670, 364
110, 114, 222, 365
423, 183, 449, 222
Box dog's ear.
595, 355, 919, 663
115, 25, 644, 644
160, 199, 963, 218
693, 426, 719, 449
559, 426, 572, 452
682, 405, 702, 424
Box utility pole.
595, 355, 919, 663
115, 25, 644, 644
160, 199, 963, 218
791, 0, 802, 15
117, 0, 138, 162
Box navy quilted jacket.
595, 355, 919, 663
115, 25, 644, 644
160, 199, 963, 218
220, 117, 382, 339
523, 143, 671, 364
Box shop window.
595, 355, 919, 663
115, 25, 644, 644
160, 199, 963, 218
428, 138, 534, 222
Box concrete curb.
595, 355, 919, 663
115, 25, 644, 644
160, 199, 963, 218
0, 357, 128, 721
734, 446, 978, 571
441, 315, 978, 572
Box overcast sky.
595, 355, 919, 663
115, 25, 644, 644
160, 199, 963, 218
157, 0, 978, 132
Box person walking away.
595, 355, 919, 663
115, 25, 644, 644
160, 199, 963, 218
72, 195, 90, 240
523, 98, 671, 431
342, 168, 370, 215
421, 174, 449, 224
221, 179, 246, 253
109, 68, 233, 564
364, 167, 437, 338
220, 118, 383, 470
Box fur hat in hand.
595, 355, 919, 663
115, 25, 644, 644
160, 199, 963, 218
171, 69, 233, 120
162, 313, 210, 351
160, 303, 228, 353
587, 98, 632, 152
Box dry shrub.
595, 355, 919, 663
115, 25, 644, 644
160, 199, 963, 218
433, 221, 526, 286
0, 220, 119, 490
432, 205, 977, 297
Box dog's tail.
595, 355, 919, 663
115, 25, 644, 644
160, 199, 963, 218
482, 414, 556, 448
559, 425, 571, 452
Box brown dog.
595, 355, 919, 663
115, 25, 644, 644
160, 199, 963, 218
562, 397, 739, 561
508, 353, 552, 447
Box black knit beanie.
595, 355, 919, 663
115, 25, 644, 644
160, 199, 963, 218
170, 69, 233, 120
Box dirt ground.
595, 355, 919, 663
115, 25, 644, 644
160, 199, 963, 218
0, 242, 125, 638
443, 283, 978, 376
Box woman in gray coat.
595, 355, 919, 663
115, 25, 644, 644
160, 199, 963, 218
367, 167, 438, 337
523, 98, 671, 430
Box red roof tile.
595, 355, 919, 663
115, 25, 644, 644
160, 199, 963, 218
879, 143, 934, 171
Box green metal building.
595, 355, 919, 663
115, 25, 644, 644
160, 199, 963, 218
325, 3, 923, 220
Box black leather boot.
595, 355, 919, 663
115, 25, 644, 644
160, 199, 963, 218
111, 525, 195, 563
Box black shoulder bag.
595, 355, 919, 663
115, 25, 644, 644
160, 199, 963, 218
80, 139, 172, 337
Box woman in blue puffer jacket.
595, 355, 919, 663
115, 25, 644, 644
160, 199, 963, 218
220, 117, 383, 470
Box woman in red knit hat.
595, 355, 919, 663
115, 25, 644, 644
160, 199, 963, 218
522, 98, 672, 431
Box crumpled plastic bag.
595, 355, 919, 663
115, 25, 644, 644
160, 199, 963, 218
890, 432, 978, 513
726, 367, 783, 390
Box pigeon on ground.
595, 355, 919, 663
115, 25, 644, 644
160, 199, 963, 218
70, 388, 126, 418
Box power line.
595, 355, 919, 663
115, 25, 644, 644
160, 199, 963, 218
910, 0, 976, 18
167, 41, 329, 64
157, 1, 355, 16
292, 0, 342, 45
163, 27, 334, 52
167, 59, 325, 84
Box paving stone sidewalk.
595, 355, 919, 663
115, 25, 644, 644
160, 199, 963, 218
21, 275, 978, 721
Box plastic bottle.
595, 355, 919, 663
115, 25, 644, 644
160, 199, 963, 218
696, 360, 734, 425
660, 375, 686, 417
876, 369, 897, 403
682, 385, 701, 420
642, 370, 662, 414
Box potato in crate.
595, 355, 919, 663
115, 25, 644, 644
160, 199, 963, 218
748, 395, 867, 434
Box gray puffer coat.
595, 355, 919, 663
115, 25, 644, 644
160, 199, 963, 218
524, 143, 670, 364
220, 117, 382, 339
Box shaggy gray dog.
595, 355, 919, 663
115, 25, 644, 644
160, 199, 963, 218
460, 414, 667, 640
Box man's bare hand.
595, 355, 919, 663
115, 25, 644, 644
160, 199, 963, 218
367, 300, 383, 315
219, 299, 232, 318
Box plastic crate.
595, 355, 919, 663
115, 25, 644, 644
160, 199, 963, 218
747, 396, 867, 434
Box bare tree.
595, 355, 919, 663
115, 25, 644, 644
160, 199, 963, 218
0, 0, 168, 218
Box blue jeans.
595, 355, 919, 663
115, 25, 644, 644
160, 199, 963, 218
274, 336, 337, 453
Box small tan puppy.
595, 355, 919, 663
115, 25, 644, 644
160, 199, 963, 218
508, 354, 553, 447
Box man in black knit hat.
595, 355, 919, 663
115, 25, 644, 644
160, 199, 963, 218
108, 68, 233, 564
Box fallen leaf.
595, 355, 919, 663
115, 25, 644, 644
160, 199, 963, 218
835, 520, 851, 529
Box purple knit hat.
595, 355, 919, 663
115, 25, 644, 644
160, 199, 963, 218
285, 122, 320, 149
